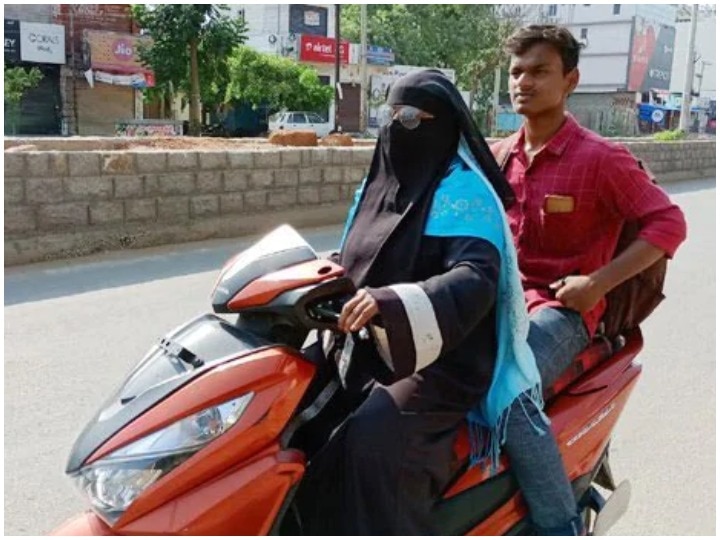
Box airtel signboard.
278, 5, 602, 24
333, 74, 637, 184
299, 35, 349, 64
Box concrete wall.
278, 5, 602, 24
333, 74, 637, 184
568, 92, 639, 136
4, 141, 715, 266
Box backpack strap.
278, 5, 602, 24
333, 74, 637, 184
490, 135, 518, 172
637, 158, 658, 185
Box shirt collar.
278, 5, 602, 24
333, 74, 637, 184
513, 113, 581, 157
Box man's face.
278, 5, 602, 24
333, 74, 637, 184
508, 42, 579, 117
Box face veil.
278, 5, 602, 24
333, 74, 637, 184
340, 70, 514, 288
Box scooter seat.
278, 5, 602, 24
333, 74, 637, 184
543, 334, 616, 401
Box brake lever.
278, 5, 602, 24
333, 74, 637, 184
311, 305, 340, 322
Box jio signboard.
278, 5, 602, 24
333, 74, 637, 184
86, 30, 153, 75
19, 21, 65, 64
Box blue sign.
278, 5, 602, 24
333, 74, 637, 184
651, 109, 665, 124
367, 45, 394, 66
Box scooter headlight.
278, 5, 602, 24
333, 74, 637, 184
72, 393, 253, 525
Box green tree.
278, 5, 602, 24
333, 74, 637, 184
4, 66, 43, 135
132, 4, 247, 135
225, 46, 334, 112
341, 5, 518, 130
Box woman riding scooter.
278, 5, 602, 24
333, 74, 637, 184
297, 70, 548, 535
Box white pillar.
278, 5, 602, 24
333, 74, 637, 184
679, 4, 698, 132
359, 4, 368, 133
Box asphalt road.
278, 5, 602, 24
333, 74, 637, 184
4, 178, 715, 535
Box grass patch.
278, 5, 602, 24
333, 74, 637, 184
653, 129, 686, 141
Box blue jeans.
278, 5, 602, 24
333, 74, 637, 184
503, 307, 590, 535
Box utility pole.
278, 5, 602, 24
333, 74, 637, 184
70, 6, 78, 135
679, 3, 698, 132
492, 65, 501, 135
333, 4, 341, 133
359, 4, 368, 134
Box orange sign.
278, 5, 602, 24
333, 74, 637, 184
85, 30, 152, 74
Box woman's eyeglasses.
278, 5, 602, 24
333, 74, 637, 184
378, 105, 434, 130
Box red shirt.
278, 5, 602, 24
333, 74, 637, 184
495, 114, 687, 337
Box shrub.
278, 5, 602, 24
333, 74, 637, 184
653, 129, 686, 141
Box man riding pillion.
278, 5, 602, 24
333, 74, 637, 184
495, 25, 687, 535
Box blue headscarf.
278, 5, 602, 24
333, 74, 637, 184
340, 137, 548, 470
449, 138, 549, 470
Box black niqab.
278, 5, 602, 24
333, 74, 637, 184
340, 70, 514, 288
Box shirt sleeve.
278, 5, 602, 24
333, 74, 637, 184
598, 143, 687, 258
365, 236, 500, 381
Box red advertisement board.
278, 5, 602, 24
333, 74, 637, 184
299, 34, 349, 64
627, 16, 676, 92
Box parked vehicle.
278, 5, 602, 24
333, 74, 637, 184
51, 225, 640, 536
268, 111, 332, 137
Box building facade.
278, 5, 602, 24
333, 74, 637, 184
511, 3, 678, 94
499, 4, 680, 135
227, 4, 403, 133
4, 5, 65, 135
51, 4, 147, 136
5, 4, 153, 136
670, 14, 716, 101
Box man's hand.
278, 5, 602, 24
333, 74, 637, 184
338, 289, 379, 333
550, 275, 605, 314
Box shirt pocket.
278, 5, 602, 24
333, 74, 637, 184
539, 198, 594, 255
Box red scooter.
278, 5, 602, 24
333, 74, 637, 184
52, 225, 640, 536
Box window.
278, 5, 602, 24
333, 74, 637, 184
548, 4, 558, 16
613, 4, 621, 15
289, 4, 328, 37
581, 28, 588, 40
307, 113, 325, 123
291, 113, 307, 124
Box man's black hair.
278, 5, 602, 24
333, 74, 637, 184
505, 24, 582, 74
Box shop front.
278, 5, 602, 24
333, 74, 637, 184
79, 30, 156, 136
4, 19, 64, 135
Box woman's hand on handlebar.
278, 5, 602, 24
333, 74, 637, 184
338, 289, 379, 333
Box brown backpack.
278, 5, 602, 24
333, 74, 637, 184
490, 138, 667, 338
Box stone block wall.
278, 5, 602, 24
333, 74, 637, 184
4, 147, 372, 265
617, 141, 716, 183
3, 140, 715, 266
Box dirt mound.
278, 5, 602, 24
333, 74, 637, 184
320, 133, 354, 147
114, 137, 268, 151
4, 135, 374, 152
268, 130, 319, 147
4, 137, 269, 152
